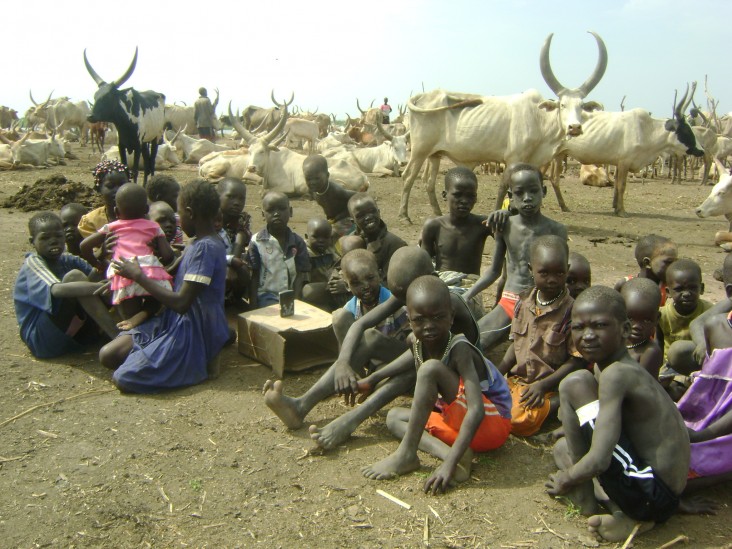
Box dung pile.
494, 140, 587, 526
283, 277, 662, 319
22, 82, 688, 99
3, 175, 103, 212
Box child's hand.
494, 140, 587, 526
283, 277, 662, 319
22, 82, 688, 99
333, 360, 359, 405
100, 232, 119, 260
692, 343, 707, 365
166, 255, 184, 275
424, 463, 455, 495
355, 378, 373, 404
94, 280, 111, 297
112, 256, 144, 282
545, 470, 572, 496
519, 381, 547, 409
485, 209, 510, 233
327, 272, 348, 294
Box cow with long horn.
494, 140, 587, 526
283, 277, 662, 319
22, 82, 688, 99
83, 47, 165, 184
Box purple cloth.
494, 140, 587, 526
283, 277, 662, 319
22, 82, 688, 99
677, 347, 732, 477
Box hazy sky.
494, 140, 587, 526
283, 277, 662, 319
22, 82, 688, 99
5, 0, 729, 121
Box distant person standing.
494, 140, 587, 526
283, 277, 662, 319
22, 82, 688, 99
194, 87, 216, 142
380, 97, 392, 124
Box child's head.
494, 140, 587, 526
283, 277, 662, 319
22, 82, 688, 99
114, 183, 149, 220
572, 285, 630, 366
261, 191, 291, 231
504, 163, 545, 217
386, 247, 435, 302
28, 211, 65, 261
529, 235, 569, 300
92, 160, 130, 208
303, 155, 329, 194
341, 249, 381, 309
620, 278, 661, 346
59, 203, 87, 248
338, 235, 366, 255
634, 234, 677, 283
665, 259, 704, 316
306, 217, 332, 255
567, 252, 592, 299
149, 201, 177, 242
443, 167, 478, 219
217, 177, 247, 220
406, 275, 454, 345
348, 193, 381, 237
146, 174, 181, 211
178, 179, 221, 237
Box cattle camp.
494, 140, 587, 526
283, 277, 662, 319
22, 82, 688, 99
3, 2, 732, 547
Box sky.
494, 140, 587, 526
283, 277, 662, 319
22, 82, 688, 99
4, 0, 730, 121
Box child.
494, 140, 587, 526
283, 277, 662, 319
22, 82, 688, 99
301, 217, 339, 311
247, 191, 310, 308
303, 154, 357, 240
146, 174, 184, 247
59, 203, 87, 257
99, 179, 230, 393
14, 212, 118, 358
78, 160, 129, 238
614, 234, 678, 306
546, 286, 690, 543
348, 193, 406, 281
149, 201, 178, 245
217, 177, 252, 305
464, 163, 568, 352
421, 167, 494, 317
497, 235, 584, 436
321, 234, 367, 310
620, 278, 663, 379
263, 247, 479, 451
361, 276, 512, 493
567, 252, 591, 299
80, 183, 175, 330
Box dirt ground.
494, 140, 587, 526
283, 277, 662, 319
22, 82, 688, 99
1, 142, 731, 549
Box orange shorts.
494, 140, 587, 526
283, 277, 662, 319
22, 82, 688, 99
426, 383, 511, 452
507, 376, 556, 437
498, 291, 520, 320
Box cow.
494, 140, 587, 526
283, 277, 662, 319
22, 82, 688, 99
228, 97, 369, 195
333, 117, 409, 176
241, 104, 281, 133
46, 98, 91, 146
88, 121, 107, 154
695, 160, 732, 249
0, 106, 18, 129
166, 127, 230, 164
580, 164, 613, 187
84, 47, 166, 184
397, 31, 607, 222
198, 149, 251, 182
104, 137, 180, 170
557, 84, 703, 216
0, 123, 66, 167
284, 118, 319, 151
356, 99, 380, 126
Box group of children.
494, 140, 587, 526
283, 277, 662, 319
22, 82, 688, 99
13, 157, 732, 543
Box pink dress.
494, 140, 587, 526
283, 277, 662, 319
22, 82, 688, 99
102, 219, 173, 304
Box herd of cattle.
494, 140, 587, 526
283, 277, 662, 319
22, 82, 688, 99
2, 33, 732, 230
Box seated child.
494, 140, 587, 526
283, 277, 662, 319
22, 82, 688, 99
99, 180, 230, 393
303, 154, 357, 240
146, 174, 184, 247
658, 259, 713, 389
620, 278, 663, 379
248, 191, 310, 308
78, 160, 129, 238
361, 276, 512, 493
80, 183, 174, 330
216, 177, 252, 305
421, 167, 493, 317
567, 252, 591, 299
301, 217, 339, 311
149, 201, 178, 246
497, 235, 585, 436
546, 286, 690, 543
614, 234, 678, 306
14, 212, 118, 358
263, 247, 479, 451
59, 203, 87, 257
348, 192, 406, 281
320, 235, 367, 310
464, 163, 567, 352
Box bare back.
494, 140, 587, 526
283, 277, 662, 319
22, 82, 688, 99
315, 181, 355, 221
421, 214, 491, 275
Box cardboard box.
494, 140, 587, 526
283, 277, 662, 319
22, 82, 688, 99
237, 300, 338, 378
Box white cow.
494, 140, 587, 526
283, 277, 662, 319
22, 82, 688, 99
103, 142, 180, 170
399, 32, 607, 221
198, 149, 251, 182
284, 118, 319, 151
580, 164, 613, 187
696, 160, 732, 249
333, 118, 409, 176
0, 129, 66, 167
167, 128, 230, 164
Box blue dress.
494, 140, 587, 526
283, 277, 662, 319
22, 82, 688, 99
113, 236, 229, 393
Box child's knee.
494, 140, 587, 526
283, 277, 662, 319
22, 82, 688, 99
416, 358, 443, 382
667, 340, 698, 371
558, 369, 596, 403
62, 269, 87, 283
362, 327, 387, 349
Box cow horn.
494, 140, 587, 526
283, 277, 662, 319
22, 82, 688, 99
376, 115, 393, 141
682, 81, 698, 115
540, 34, 565, 94
83, 49, 106, 86
356, 98, 366, 114
172, 125, 185, 144
113, 47, 138, 87
272, 129, 288, 148
271, 90, 294, 108
0, 133, 11, 145
29, 90, 38, 106
229, 103, 256, 145
312, 106, 318, 114
674, 84, 690, 118
577, 32, 608, 96
263, 105, 289, 145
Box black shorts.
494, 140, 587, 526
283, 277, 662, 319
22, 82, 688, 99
578, 401, 679, 523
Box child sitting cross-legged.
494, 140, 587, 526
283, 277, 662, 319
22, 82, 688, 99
361, 276, 512, 493
301, 217, 339, 311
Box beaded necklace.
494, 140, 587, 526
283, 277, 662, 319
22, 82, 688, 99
414, 333, 453, 366
314, 180, 330, 196
536, 288, 565, 307
626, 338, 648, 349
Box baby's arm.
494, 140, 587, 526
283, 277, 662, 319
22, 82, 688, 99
51, 279, 105, 298
79, 231, 107, 269
688, 406, 732, 443
463, 230, 508, 300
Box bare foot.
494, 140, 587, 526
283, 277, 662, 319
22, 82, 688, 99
533, 427, 565, 445
117, 311, 149, 331
263, 380, 304, 429
679, 495, 718, 515
362, 451, 420, 480
587, 513, 653, 542
454, 448, 474, 483
308, 414, 360, 450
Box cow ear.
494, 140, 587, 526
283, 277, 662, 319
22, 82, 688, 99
268, 145, 280, 152
664, 119, 677, 131
583, 101, 604, 112
538, 100, 558, 112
